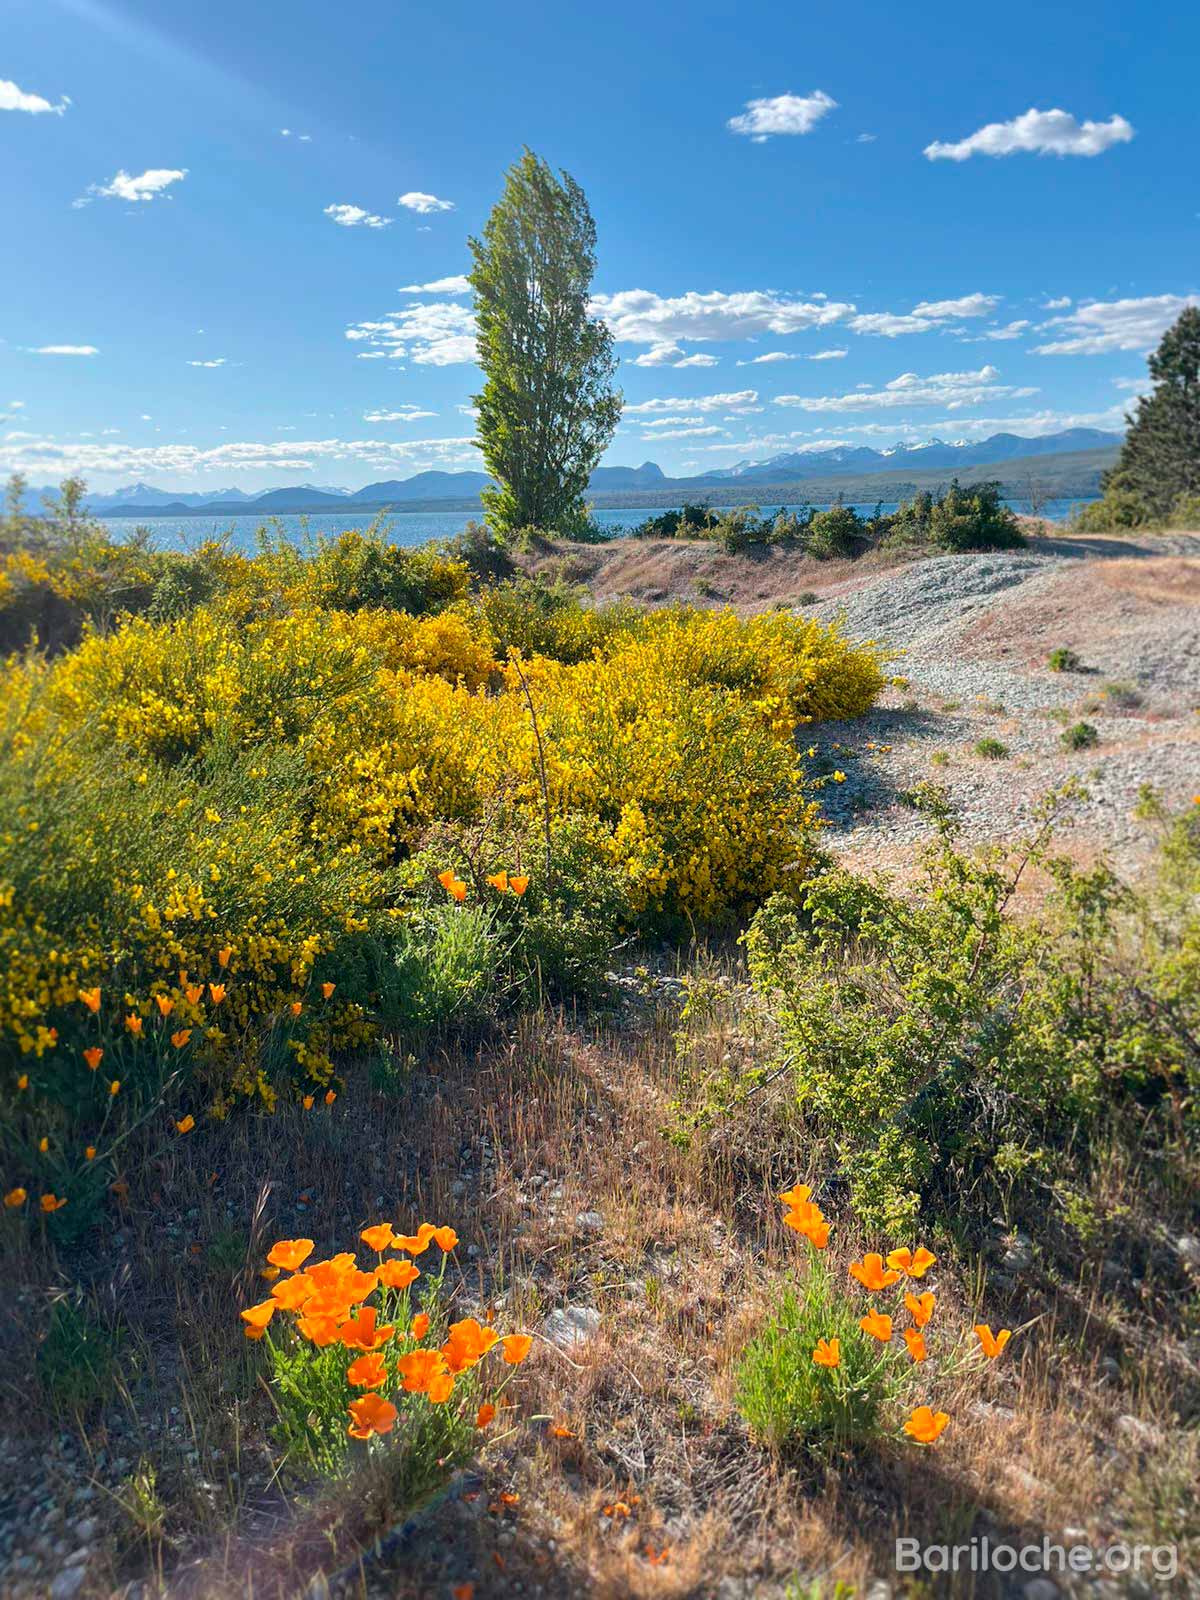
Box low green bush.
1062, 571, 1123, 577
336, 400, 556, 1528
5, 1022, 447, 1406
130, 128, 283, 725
1047, 646, 1081, 673
1062, 721, 1100, 750
742, 789, 1200, 1232
974, 737, 1009, 760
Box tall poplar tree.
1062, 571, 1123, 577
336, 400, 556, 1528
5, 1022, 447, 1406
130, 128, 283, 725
469, 151, 621, 534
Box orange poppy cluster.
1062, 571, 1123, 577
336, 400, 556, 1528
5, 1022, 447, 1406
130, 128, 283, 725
239, 1222, 533, 1440
438, 868, 529, 904
778, 1184, 1016, 1447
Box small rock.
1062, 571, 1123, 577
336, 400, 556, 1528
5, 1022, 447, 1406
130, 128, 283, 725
575, 1211, 604, 1235
542, 1305, 602, 1349
73, 1517, 98, 1543
1116, 1414, 1164, 1451
864, 1583, 893, 1600
969, 1399, 1015, 1423
1173, 1234, 1200, 1270
1098, 1356, 1121, 1383
50, 1570, 87, 1600
1000, 1231, 1034, 1272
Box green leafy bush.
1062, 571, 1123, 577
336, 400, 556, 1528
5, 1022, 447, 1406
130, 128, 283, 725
1062, 721, 1099, 750
742, 791, 1200, 1232
974, 737, 1009, 760
1047, 647, 1081, 672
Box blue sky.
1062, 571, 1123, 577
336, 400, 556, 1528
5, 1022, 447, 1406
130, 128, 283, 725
2, 0, 1197, 492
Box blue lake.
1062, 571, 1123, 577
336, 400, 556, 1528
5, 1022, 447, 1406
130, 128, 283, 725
97, 497, 1094, 552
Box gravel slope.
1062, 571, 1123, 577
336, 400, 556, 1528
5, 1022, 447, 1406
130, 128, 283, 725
804, 546, 1200, 875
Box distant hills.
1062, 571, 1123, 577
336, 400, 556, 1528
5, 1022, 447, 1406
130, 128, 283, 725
22, 430, 1120, 518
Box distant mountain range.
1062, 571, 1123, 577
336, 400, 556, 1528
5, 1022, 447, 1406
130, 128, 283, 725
21, 430, 1120, 518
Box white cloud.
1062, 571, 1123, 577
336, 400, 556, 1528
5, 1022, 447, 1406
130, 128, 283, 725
636, 415, 706, 429
738, 347, 849, 366
1043, 296, 1072, 310
1034, 293, 1200, 355
398, 275, 470, 294
362, 406, 438, 422
187, 357, 227, 368
280, 128, 312, 141
7, 401, 25, 410
728, 90, 837, 142
965, 319, 1031, 342
592, 288, 854, 346
632, 343, 720, 368
0, 433, 483, 483
346, 302, 477, 365
31, 344, 98, 356
850, 293, 999, 337
398, 191, 454, 214
774, 364, 1037, 413
855, 133, 877, 144
80, 168, 187, 205
925, 108, 1134, 162
624, 389, 759, 416
325, 203, 391, 229
637, 425, 724, 440
0, 78, 69, 115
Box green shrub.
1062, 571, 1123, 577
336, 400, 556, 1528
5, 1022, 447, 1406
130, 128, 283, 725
741, 791, 1200, 1232
926, 481, 1024, 552
36, 1297, 122, 1412
1047, 646, 1081, 673
805, 505, 862, 561
734, 1259, 906, 1455
1071, 488, 1151, 533
974, 737, 1008, 760
1062, 721, 1099, 750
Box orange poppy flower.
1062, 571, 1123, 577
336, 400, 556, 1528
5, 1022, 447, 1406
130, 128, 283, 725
171, 1030, 192, 1049
427, 1369, 455, 1403
83, 1047, 103, 1070
509, 875, 529, 896
501, 1333, 533, 1365
175, 1114, 195, 1134
859, 1308, 893, 1342
16, 1074, 29, 1091
346, 1351, 388, 1388
267, 1238, 314, 1271
109, 1079, 121, 1097
779, 1183, 813, 1208
394, 1222, 437, 1255
849, 1253, 901, 1292
453, 1586, 475, 1600
904, 1291, 935, 1328
550, 1423, 575, 1438
476, 1401, 497, 1427
411, 1312, 430, 1339
903, 1406, 950, 1444
185, 985, 204, 1006
486, 871, 509, 892
321, 981, 336, 999
397, 1347, 450, 1394
360, 1222, 396, 1253
179, 969, 189, 985
443, 1317, 500, 1373
218, 946, 232, 968
437, 869, 457, 890
290, 1001, 303, 1017
40, 1193, 68, 1213
4, 1188, 27, 1208
783, 1200, 830, 1249
377, 1258, 421, 1291
208, 984, 226, 1005
347, 1392, 398, 1440
448, 879, 467, 903
259, 1264, 281, 1282
125, 1014, 144, 1036
270, 1273, 314, 1310
85, 1147, 96, 1161
973, 1324, 1012, 1360
39, 1136, 49, 1153
302, 1095, 314, 1110
155, 994, 175, 1017
432, 1225, 458, 1252
341, 1305, 396, 1352
78, 987, 101, 1013
297, 1313, 341, 1347
324, 1089, 336, 1105
240, 1300, 276, 1332
904, 1329, 928, 1363
887, 1246, 937, 1279
812, 1337, 841, 1368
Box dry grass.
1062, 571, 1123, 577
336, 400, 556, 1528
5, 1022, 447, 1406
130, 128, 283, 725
3, 952, 1197, 1598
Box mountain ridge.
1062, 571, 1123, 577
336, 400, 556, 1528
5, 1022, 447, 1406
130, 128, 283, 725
24, 431, 1119, 517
